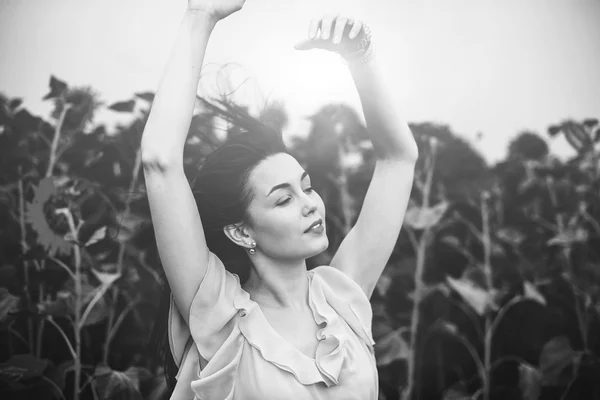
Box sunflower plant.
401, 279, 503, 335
24, 177, 79, 257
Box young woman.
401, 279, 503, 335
141, 0, 418, 399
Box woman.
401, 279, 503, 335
141, 0, 418, 398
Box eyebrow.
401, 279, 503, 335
266, 171, 309, 197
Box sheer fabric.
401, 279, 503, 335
168, 252, 378, 400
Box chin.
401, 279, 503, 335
312, 236, 329, 255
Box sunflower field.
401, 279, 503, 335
1, 76, 599, 400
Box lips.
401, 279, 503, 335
304, 218, 323, 233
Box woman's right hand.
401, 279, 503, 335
187, 0, 246, 21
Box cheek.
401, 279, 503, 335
253, 213, 303, 255
315, 192, 326, 216
253, 209, 298, 239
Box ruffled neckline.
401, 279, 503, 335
232, 270, 346, 387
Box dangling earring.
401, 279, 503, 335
248, 241, 256, 255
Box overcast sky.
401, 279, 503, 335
1, 0, 599, 163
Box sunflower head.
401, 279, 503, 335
25, 177, 83, 257
51, 86, 102, 134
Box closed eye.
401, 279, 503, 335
277, 197, 292, 206
276, 187, 314, 206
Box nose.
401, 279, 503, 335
301, 192, 318, 216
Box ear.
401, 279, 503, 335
223, 222, 252, 249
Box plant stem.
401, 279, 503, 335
8, 321, 29, 349
404, 144, 437, 400
481, 192, 492, 400
422, 147, 435, 210
58, 209, 82, 400
404, 234, 428, 400
46, 104, 71, 178
73, 237, 82, 400
41, 375, 68, 400
42, 104, 72, 368
17, 170, 35, 352
546, 177, 589, 351
46, 317, 76, 359
103, 148, 143, 364
338, 145, 353, 235
104, 297, 140, 359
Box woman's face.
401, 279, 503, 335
245, 153, 328, 261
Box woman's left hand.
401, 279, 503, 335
294, 14, 369, 54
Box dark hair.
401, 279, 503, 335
152, 125, 289, 397
191, 128, 289, 283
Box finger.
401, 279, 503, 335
294, 39, 316, 51
348, 20, 363, 40
308, 18, 320, 40
332, 16, 348, 44
320, 15, 336, 40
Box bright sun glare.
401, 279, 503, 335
278, 50, 352, 104
197, 47, 358, 127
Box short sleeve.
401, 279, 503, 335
166, 253, 252, 399
188, 252, 246, 361
310, 266, 376, 349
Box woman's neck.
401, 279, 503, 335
242, 258, 310, 311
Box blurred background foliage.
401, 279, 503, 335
0, 75, 599, 400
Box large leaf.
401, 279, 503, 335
38, 290, 73, 317
523, 282, 546, 305
561, 120, 592, 153
375, 272, 393, 297
406, 282, 451, 301
42, 75, 68, 100
441, 382, 473, 400
496, 227, 526, 247
446, 276, 495, 315
0, 354, 49, 380
547, 228, 588, 247
40, 278, 111, 326
80, 270, 121, 327
374, 328, 411, 366
404, 201, 449, 230
539, 336, 579, 386
85, 226, 107, 247
519, 363, 542, 400
0, 288, 19, 321
440, 235, 479, 265
108, 100, 136, 113
582, 118, 599, 129
548, 124, 561, 137
122, 366, 153, 391
91, 269, 121, 286
134, 92, 155, 103
0, 354, 66, 399
8, 97, 23, 111
94, 365, 142, 400
111, 211, 146, 243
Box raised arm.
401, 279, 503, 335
141, 1, 244, 323
296, 16, 419, 298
